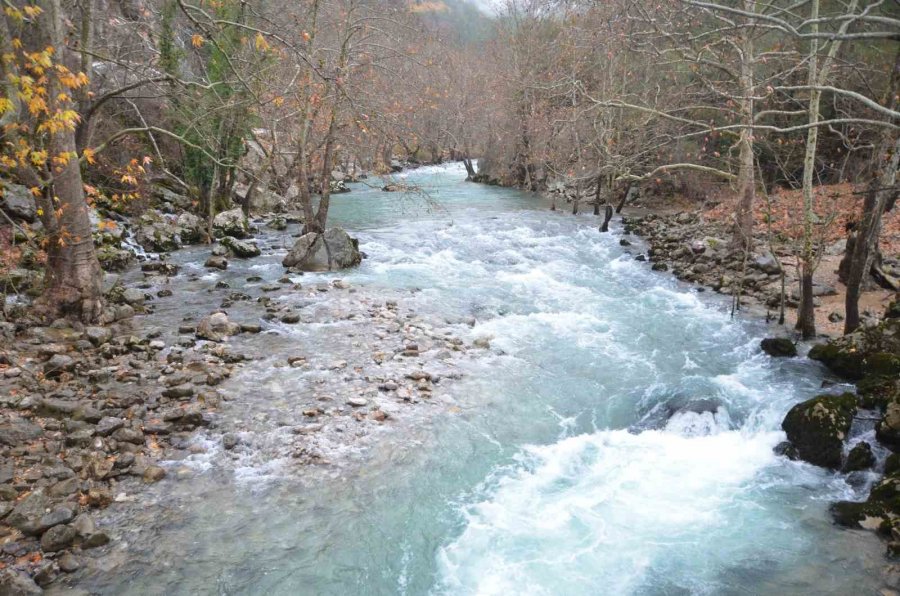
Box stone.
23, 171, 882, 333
143, 465, 167, 483
0, 569, 42, 595
58, 552, 81, 572
347, 397, 368, 407
282, 227, 361, 271
781, 393, 857, 469
85, 326, 113, 346
760, 337, 797, 358
221, 236, 261, 258
0, 419, 43, 446
222, 433, 240, 450
213, 208, 250, 238
205, 255, 229, 270
40, 524, 77, 552
197, 312, 241, 342
0, 182, 37, 222
121, 288, 146, 306
843, 441, 876, 472
96, 417, 125, 436
752, 253, 782, 275
39, 506, 75, 531
44, 353, 75, 377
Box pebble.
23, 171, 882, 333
347, 397, 368, 407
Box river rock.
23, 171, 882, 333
0, 182, 37, 222
41, 523, 77, 552
7, 489, 50, 535
752, 253, 782, 275
282, 227, 361, 271
143, 465, 167, 483
844, 441, 876, 472
877, 403, 900, 449
221, 236, 261, 258
85, 326, 113, 346
760, 337, 797, 358
781, 393, 856, 469
205, 255, 228, 270
39, 506, 75, 531
0, 419, 43, 446
0, 569, 42, 595
196, 313, 240, 342
213, 208, 250, 238
122, 288, 146, 306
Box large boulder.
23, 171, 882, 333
878, 403, 900, 448
760, 337, 797, 358
221, 236, 261, 258
0, 182, 37, 222
135, 210, 205, 252
781, 393, 857, 469
213, 208, 250, 239
282, 227, 361, 272
752, 252, 782, 275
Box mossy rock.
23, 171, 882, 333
857, 376, 900, 410
808, 343, 867, 380
866, 352, 900, 378
781, 392, 857, 469
760, 337, 797, 358
886, 298, 900, 320
830, 500, 891, 530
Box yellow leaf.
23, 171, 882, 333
254, 33, 269, 52
83, 148, 96, 165
192, 34, 204, 48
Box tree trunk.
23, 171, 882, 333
796, 0, 821, 339
463, 157, 476, 180
593, 175, 602, 215
600, 205, 613, 232
35, 0, 102, 322
730, 5, 756, 252
615, 182, 633, 214
844, 49, 900, 333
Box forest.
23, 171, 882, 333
1, 0, 899, 594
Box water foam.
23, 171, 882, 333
436, 427, 783, 595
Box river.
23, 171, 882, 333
81, 162, 885, 595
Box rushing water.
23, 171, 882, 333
83, 163, 887, 595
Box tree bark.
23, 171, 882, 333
730, 1, 756, 252
600, 205, 613, 232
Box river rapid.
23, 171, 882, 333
81, 162, 886, 595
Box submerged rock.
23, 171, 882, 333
282, 227, 361, 272
780, 393, 856, 469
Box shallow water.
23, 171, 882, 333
84, 163, 886, 595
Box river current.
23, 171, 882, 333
83, 162, 885, 595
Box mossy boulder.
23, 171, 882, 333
878, 403, 900, 449
832, 474, 900, 532
858, 376, 900, 410
781, 393, 857, 469
809, 318, 900, 380
808, 343, 867, 380
760, 337, 797, 358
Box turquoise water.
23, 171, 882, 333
85, 163, 885, 595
